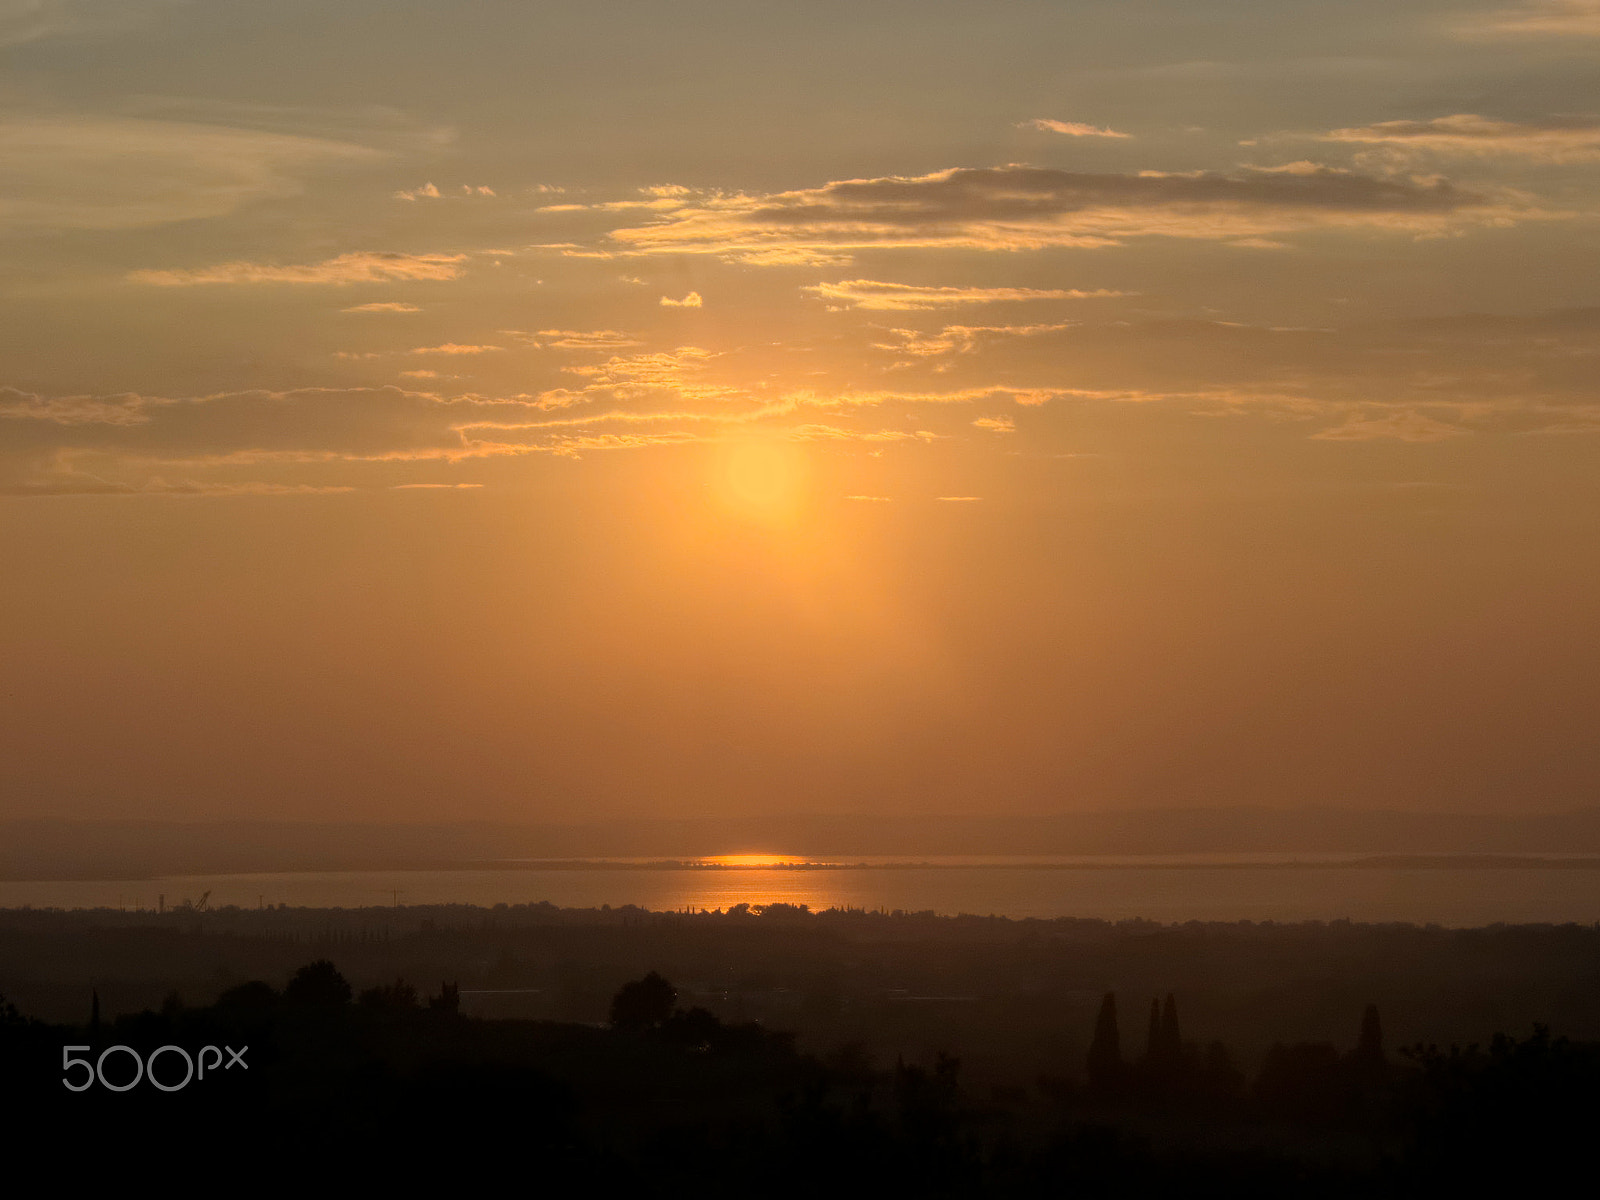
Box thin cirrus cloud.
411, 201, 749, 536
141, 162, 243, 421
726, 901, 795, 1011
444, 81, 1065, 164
788, 424, 938, 444
0, 0, 187, 48
9, 308, 1600, 496
557, 346, 739, 402
602, 164, 1514, 262
0, 385, 729, 485
802, 280, 1126, 311
1309, 411, 1470, 443
534, 431, 703, 458
813, 385, 1084, 409
875, 323, 1078, 358
342, 302, 421, 313
0, 115, 380, 232
660, 291, 704, 307
505, 330, 643, 351
1021, 118, 1131, 138
407, 343, 502, 355
0, 386, 158, 426
0, 479, 357, 498
395, 182, 496, 200
1324, 114, 1600, 161
973, 416, 1016, 432
0, 387, 481, 497
1454, 0, 1600, 37
129, 251, 467, 286
0, 383, 690, 481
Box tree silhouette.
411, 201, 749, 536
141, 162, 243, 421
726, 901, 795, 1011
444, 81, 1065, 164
1159, 992, 1182, 1066
894, 1051, 964, 1149
661, 1005, 724, 1050
429, 981, 460, 1013
216, 980, 279, 1011
1087, 992, 1122, 1093
284, 959, 352, 1007
610, 971, 677, 1031
358, 978, 419, 1010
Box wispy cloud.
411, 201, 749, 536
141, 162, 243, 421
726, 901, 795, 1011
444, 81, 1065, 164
0, 386, 158, 426
0, 115, 380, 232
10, 306, 1597, 496
660, 291, 704, 307
0, 479, 357, 498
558, 346, 736, 402
789, 424, 938, 443
0, 0, 187, 49
602, 164, 1515, 263
812, 385, 1089, 408
1310, 411, 1471, 442
131, 251, 467, 286
532, 431, 704, 458
343, 302, 422, 313
408, 343, 502, 355
875, 323, 1078, 358
1326, 114, 1600, 161
395, 181, 496, 200
506, 329, 643, 351
803, 279, 1125, 311
1021, 118, 1130, 138
1455, 0, 1600, 38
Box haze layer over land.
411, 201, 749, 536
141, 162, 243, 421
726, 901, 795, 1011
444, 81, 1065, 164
3, 3, 1599, 831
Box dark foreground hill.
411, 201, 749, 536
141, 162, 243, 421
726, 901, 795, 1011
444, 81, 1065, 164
3, 952, 1596, 1195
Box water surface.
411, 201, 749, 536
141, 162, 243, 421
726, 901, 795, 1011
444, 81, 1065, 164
4, 856, 1599, 925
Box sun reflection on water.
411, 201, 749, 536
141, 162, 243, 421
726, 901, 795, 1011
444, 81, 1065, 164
695, 854, 819, 868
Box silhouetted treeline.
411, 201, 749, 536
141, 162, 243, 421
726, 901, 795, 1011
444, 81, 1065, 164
6, 901, 1600, 1091
3, 955, 1598, 1193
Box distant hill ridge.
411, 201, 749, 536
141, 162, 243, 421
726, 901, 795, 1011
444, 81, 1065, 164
4, 807, 1600, 880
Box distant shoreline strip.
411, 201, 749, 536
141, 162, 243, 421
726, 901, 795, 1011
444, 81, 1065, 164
6, 854, 1600, 883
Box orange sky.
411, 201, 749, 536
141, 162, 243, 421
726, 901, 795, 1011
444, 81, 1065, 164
2, 2, 1598, 823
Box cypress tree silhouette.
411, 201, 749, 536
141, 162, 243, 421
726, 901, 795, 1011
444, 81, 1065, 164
1086, 992, 1123, 1093
1349, 1002, 1388, 1092
429, 981, 460, 1013
1146, 997, 1161, 1064
1160, 992, 1182, 1066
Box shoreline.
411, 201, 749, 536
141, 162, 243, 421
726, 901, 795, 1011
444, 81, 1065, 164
6, 851, 1600, 884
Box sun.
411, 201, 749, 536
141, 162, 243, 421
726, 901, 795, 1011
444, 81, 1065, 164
713, 438, 810, 524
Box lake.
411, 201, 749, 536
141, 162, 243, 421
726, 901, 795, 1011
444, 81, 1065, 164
4, 855, 1600, 925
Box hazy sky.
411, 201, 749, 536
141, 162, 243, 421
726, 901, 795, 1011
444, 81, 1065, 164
2, 1, 1598, 823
